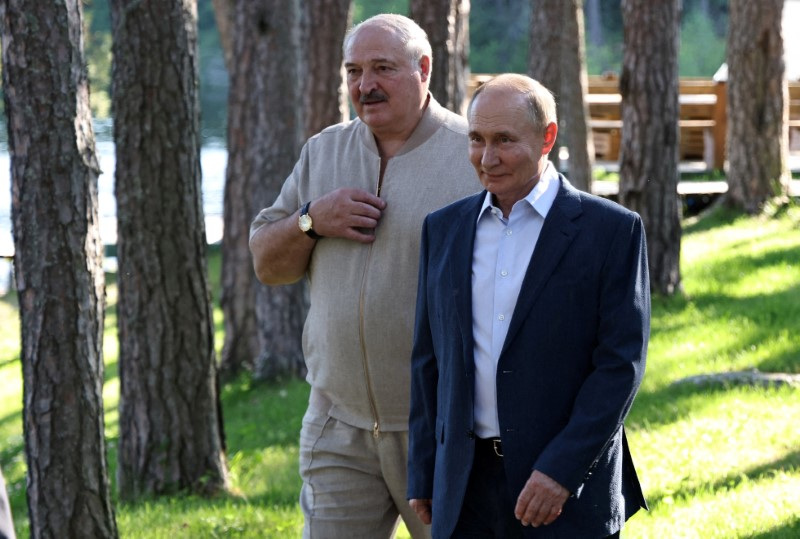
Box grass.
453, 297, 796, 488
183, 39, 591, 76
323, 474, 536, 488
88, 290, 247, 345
2, 206, 800, 538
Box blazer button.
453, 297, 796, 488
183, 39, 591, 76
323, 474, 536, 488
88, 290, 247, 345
466, 430, 475, 439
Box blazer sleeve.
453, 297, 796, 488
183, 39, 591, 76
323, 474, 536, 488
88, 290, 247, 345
534, 211, 650, 494
407, 217, 439, 500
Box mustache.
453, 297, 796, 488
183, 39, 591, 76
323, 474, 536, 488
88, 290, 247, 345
360, 91, 388, 104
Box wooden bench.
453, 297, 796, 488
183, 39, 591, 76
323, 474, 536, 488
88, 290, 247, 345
590, 118, 716, 166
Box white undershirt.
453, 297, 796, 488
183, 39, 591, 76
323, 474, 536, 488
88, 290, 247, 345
470, 162, 560, 438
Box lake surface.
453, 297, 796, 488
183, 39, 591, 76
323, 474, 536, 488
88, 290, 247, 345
0, 119, 228, 293
0, 119, 227, 253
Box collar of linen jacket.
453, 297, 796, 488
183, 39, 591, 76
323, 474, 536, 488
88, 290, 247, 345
359, 93, 448, 157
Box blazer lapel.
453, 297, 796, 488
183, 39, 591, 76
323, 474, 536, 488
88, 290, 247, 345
448, 193, 484, 382
501, 178, 582, 356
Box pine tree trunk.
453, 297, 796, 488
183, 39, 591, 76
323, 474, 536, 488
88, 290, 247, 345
585, 0, 604, 50
528, 0, 563, 170
410, 0, 470, 114
302, 0, 352, 138
619, 0, 682, 295
225, 0, 308, 382
212, 0, 235, 72
726, 0, 789, 213
1, 1, 118, 536
111, 0, 229, 498
558, 0, 594, 192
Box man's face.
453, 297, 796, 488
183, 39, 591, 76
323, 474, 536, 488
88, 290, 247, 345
467, 87, 555, 211
344, 25, 429, 140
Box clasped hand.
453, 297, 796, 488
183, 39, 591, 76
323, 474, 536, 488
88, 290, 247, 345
308, 188, 385, 243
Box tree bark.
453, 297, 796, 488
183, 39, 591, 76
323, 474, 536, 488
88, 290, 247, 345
110, 0, 229, 498
410, 0, 470, 115
224, 0, 308, 382
585, 0, 604, 49
528, 0, 563, 170
619, 0, 682, 295
212, 0, 235, 72
529, 0, 593, 188
558, 0, 594, 192
725, 0, 789, 213
1, 1, 118, 536
302, 0, 352, 138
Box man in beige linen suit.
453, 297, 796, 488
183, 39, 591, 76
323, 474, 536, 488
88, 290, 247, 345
249, 13, 479, 539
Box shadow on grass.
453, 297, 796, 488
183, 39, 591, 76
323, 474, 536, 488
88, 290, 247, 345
0, 357, 19, 370
104, 360, 118, 384
644, 447, 800, 509
220, 375, 309, 452
682, 204, 744, 235
746, 516, 800, 539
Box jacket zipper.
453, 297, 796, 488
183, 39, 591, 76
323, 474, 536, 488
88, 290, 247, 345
358, 159, 385, 439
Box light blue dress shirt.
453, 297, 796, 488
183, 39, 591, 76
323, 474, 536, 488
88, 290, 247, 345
471, 162, 560, 438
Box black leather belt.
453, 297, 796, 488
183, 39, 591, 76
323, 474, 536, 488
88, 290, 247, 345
476, 437, 503, 457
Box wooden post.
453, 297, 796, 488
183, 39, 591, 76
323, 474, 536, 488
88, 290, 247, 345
713, 80, 727, 170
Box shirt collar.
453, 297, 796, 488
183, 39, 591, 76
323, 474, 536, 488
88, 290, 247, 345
477, 161, 560, 223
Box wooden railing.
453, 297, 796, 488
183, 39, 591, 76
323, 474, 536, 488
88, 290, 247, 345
468, 74, 800, 170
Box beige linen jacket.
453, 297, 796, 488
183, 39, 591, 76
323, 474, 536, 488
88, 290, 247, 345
251, 97, 480, 433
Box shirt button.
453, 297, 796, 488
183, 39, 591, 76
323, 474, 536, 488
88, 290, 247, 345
505, 229, 513, 236
498, 314, 505, 321
500, 270, 508, 277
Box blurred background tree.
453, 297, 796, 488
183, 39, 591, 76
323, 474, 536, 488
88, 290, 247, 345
68, 0, 730, 135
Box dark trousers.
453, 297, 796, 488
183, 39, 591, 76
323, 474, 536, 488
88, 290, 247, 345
451, 438, 621, 539
452, 438, 524, 538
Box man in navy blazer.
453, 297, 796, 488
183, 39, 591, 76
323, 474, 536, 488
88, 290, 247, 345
407, 74, 649, 538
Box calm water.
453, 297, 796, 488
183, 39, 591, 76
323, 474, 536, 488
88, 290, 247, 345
0, 119, 228, 292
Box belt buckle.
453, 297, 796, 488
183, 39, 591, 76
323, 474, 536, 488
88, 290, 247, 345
492, 438, 503, 457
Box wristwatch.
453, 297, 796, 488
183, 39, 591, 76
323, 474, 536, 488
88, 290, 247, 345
298, 201, 321, 240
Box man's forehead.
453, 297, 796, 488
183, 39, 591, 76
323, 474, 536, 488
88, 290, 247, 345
346, 25, 405, 59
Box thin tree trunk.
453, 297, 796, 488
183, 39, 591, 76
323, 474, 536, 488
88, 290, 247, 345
212, 0, 234, 72
619, 0, 682, 295
585, 0, 604, 50
1, 1, 118, 536
559, 0, 594, 192
225, 0, 307, 382
302, 0, 352, 138
529, 0, 564, 171
111, 0, 229, 498
726, 0, 789, 213
410, 0, 470, 114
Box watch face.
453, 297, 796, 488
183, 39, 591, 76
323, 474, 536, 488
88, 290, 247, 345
299, 213, 313, 232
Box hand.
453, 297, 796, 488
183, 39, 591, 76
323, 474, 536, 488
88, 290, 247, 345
514, 470, 569, 527
307, 188, 386, 243
409, 498, 433, 525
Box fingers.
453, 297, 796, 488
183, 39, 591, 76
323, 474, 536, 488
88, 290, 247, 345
311, 188, 386, 241
514, 470, 569, 528
409, 499, 433, 525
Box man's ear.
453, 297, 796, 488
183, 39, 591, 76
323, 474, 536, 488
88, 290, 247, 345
542, 122, 558, 155
419, 55, 431, 82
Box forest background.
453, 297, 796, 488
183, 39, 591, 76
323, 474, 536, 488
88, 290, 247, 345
76, 0, 729, 140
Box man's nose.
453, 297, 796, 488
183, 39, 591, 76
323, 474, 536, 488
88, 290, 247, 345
359, 69, 378, 94
482, 146, 499, 167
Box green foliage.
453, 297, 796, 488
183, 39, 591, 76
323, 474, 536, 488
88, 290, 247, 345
352, 0, 409, 23
2, 208, 800, 537
469, 0, 530, 74
679, 10, 727, 77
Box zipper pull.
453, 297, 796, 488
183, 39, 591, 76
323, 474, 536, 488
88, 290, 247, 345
373, 422, 380, 439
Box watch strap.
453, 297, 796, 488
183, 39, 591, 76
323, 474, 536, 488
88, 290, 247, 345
300, 201, 321, 240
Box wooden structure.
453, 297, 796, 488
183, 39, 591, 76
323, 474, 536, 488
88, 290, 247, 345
468, 74, 800, 170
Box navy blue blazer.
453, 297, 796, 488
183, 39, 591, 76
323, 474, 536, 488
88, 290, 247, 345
408, 177, 649, 538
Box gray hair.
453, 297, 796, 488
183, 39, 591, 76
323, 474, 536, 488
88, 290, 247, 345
343, 14, 432, 66
469, 74, 557, 133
